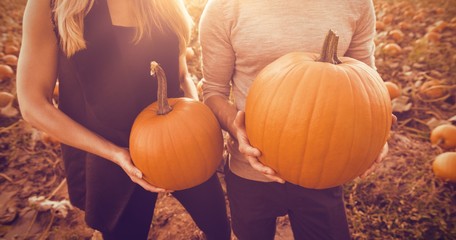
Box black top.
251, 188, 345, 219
52, 0, 183, 231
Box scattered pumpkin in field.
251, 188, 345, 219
382, 43, 402, 57
4, 45, 19, 56
412, 11, 426, 22
429, 20, 448, 33
376, 21, 385, 32
430, 124, 456, 149
388, 29, 405, 42
129, 61, 223, 190
0, 91, 18, 117
384, 81, 401, 99
418, 79, 450, 100
2, 54, 17, 66
245, 30, 392, 189
398, 21, 412, 30
425, 31, 441, 43
382, 14, 394, 25
0, 64, 14, 81
432, 152, 456, 182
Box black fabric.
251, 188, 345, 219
52, 0, 194, 232
172, 174, 231, 240
225, 168, 350, 240
101, 174, 230, 240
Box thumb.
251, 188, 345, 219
121, 160, 142, 179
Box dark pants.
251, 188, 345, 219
225, 169, 350, 240
102, 174, 231, 240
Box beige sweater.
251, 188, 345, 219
200, 0, 377, 182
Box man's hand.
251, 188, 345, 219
233, 111, 285, 183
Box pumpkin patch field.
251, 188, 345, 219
0, 0, 455, 239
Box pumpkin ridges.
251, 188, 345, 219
277, 64, 320, 183
328, 67, 359, 186
348, 64, 390, 180
166, 101, 222, 189
271, 64, 312, 177
132, 99, 223, 190
311, 67, 343, 187
130, 62, 223, 190
284, 66, 323, 186
247, 61, 299, 171
345, 65, 377, 180
245, 31, 391, 188
281, 65, 321, 183
184, 102, 223, 177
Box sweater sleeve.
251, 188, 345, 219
345, 0, 376, 69
199, 0, 235, 102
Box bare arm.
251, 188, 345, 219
178, 53, 198, 100
16, 0, 166, 192
199, 0, 283, 183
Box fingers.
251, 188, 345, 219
246, 156, 285, 183
376, 142, 389, 163
120, 160, 171, 193
234, 111, 261, 157
392, 114, 397, 125
360, 165, 374, 179
238, 137, 261, 157
234, 111, 283, 183
133, 177, 171, 193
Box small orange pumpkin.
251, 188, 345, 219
245, 30, 392, 189
376, 21, 386, 32
384, 81, 401, 100
419, 79, 449, 100
2, 54, 18, 66
0, 64, 14, 81
388, 29, 405, 42
432, 152, 456, 182
129, 62, 223, 190
430, 124, 456, 149
382, 43, 402, 57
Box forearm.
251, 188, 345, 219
181, 76, 198, 100
204, 95, 238, 137
20, 99, 122, 163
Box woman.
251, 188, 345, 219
17, 0, 230, 239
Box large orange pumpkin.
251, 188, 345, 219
245, 30, 392, 189
129, 62, 223, 190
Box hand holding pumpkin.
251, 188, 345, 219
113, 147, 170, 193
234, 111, 285, 184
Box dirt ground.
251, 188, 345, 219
1, 0, 455, 239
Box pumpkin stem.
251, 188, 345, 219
150, 61, 173, 115
318, 29, 342, 64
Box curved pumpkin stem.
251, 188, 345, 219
318, 29, 342, 64
150, 61, 173, 115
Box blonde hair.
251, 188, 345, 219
53, 0, 193, 57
